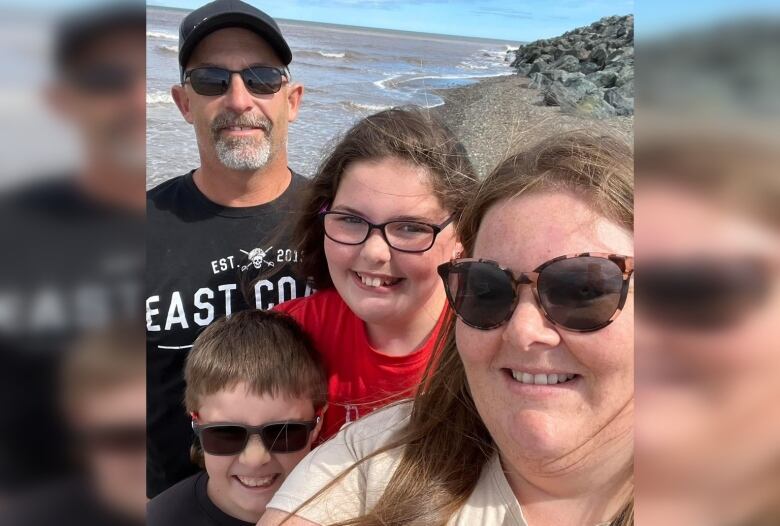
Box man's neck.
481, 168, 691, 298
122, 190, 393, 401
78, 157, 145, 215
193, 155, 292, 208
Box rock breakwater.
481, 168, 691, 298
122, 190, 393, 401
509, 15, 634, 118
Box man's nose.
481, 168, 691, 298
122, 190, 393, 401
223, 72, 254, 114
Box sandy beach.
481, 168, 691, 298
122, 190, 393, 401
434, 74, 634, 178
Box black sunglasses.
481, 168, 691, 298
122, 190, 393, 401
319, 210, 455, 254
183, 66, 288, 96
192, 417, 319, 455
637, 258, 770, 329
439, 253, 634, 332
69, 64, 137, 95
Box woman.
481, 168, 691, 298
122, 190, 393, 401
273, 107, 478, 440
260, 131, 635, 526
635, 131, 780, 525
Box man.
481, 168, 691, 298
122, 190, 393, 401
0, 1, 145, 505
146, 0, 311, 498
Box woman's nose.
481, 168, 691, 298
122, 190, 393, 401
502, 287, 561, 351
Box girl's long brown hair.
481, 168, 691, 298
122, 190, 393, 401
289, 131, 634, 526
294, 106, 478, 289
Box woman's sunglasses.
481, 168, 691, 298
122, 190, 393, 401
191, 417, 319, 455
438, 253, 634, 332
183, 66, 288, 96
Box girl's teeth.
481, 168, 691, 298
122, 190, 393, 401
511, 371, 575, 385
358, 273, 396, 287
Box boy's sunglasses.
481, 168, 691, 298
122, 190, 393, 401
183, 66, 288, 96
191, 417, 319, 455
438, 253, 634, 332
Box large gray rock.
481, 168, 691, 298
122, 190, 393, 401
615, 66, 633, 89
529, 58, 549, 74
614, 78, 634, 98
543, 77, 600, 106
543, 70, 585, 84
553, 54, 581, 72
588, 69, 618, 88
564, 45, 589, 61
572, 93, 618, 119
590, 44, 609, 67
528, 72, 549, 89
604, 88, 633, 116
579, 62, 601, 75
515, 63, 532, 76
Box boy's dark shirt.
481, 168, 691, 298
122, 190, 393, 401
147, 471, 254, 526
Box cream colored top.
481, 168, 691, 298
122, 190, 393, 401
267, 402, 526, 525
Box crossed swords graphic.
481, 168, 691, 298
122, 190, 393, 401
240, 246, 275, 268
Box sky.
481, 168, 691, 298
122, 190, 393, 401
149, 0, 634, 42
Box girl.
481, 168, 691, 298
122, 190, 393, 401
274, 107, 477, 440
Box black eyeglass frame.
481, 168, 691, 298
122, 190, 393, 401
438, 252, 635, 332
181, 65, 290, 95
319, 210, 455, 254
191, 417, 319, 455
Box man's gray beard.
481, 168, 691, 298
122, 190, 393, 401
210, 112, 276, 171
215, 134, 272, 171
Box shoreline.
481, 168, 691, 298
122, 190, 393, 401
433, 74, 634, 178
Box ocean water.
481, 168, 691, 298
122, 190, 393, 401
147, 6, 517, 188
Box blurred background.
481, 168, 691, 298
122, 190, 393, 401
0, 1, 145, 524
635, 1, 780, 525
1, 0, 779, 524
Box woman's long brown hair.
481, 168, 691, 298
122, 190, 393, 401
287, 131, 634, 526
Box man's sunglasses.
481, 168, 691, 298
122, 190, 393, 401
637, 258, 770, 329
191, 416, 319, 455
182, 66, 288, 96
69, 64, 138, 95
438, 253, 634, 332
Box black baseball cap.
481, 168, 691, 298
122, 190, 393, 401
55, 2, 145, 74
178, 0, 292, 79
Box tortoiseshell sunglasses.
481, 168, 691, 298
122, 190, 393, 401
438, 253, 634, 332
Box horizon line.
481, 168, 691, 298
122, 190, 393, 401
146, 3, 525, 45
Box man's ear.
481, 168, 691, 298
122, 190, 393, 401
311, 403, 327, 444
171, 84, 194, 124
285, 82, 304, 123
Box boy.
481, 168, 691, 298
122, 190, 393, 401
147, 310, 327, 525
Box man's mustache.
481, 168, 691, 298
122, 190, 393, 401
210, 112, 272, 136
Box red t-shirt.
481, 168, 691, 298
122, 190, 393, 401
274, 288, 449, 441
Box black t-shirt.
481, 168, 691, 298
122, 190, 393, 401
0, 477, 142, 526
147, 471, 254, 526
0, 177, 144, 492
146, 170, 311, 497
